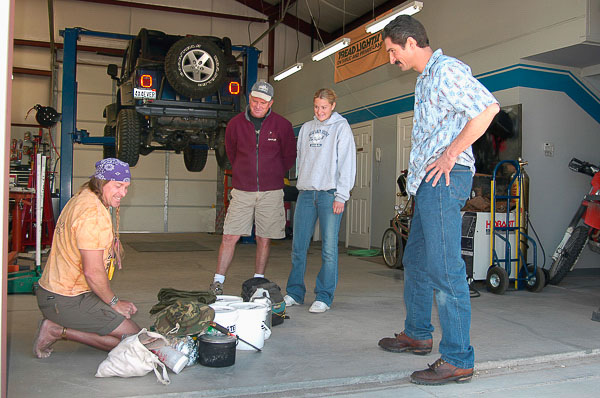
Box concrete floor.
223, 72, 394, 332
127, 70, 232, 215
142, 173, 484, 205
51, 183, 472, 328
6, 232, 600, 397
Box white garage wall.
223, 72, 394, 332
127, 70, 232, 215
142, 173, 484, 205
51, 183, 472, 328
272, 0, 600, 263
521, 88, 600, 267
11, 0, 312, 232
273, 23, 312, 78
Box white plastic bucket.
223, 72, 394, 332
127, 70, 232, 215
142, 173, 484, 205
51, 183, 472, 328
208, 304, 239, 335
251, 297, 273, 334
228, 302, 271, 350
215, 295, 243, 304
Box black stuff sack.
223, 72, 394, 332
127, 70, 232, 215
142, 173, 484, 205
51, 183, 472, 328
240, 277, 286, 326
241, 277, 270, 302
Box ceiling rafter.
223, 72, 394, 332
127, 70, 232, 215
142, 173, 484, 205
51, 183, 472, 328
235, 0, 333, 43
330, 0, 408, 39
240, 0, 296, 18
73, 0, 266, 23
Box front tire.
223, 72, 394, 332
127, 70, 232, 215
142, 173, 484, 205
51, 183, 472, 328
116, 109, 141, 167
382, 228, 403, 269
165, 36, 226, 99
548, 225, 590, 285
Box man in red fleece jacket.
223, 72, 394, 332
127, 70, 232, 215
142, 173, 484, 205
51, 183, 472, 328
210, 81, 296, 294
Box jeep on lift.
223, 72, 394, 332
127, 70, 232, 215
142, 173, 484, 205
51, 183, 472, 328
103, 28, 238, 171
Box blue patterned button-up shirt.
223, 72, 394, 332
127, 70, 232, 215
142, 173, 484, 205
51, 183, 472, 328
408, 49, 498, 195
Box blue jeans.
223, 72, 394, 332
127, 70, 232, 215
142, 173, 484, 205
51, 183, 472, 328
286, 190, 343, 306
402, 164, 474, 369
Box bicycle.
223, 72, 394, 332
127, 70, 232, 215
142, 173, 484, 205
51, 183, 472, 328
381, 171, 413, 269
547, 158, 600, 285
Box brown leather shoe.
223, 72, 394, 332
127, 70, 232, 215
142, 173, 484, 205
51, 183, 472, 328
410, 358, 473, 385
378, 331, 432, 355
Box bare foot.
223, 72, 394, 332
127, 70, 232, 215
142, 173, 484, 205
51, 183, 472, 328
33, 319, 63, 358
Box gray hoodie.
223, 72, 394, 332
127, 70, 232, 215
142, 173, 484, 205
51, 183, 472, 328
296, 112, 356, 203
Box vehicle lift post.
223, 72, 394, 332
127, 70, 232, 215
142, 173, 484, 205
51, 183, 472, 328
58, 28, 134, 212
232, 45, 261, 99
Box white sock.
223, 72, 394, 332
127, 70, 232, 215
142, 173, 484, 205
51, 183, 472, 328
254, 273, 264, 278
214, 274, 225, 283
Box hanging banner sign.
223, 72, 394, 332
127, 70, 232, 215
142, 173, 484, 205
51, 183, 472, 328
334, 25, 388, 83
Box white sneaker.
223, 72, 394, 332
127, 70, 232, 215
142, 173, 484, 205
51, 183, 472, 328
284, 295, 299, 307
309, 301, 330, 313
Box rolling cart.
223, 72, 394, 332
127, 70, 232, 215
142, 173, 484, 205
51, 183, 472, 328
486, 159, 545, 294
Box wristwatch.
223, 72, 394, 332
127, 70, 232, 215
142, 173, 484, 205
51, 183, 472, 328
109, 295, 119, 307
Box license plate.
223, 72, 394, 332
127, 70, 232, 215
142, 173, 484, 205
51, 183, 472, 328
134, 88, 156, 99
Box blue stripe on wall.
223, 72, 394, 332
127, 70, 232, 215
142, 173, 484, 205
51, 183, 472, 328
292, 64, 600, 134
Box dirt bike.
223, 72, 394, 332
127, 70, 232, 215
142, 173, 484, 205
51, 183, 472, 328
381, 171, 413, 269
547, 158, 600, 285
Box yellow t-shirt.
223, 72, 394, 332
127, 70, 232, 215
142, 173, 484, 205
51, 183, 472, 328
39, 188, 114, 296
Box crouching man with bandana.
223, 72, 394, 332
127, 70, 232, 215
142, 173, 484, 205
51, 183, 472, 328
34, 158, 141, 358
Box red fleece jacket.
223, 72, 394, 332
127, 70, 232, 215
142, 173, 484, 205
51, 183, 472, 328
225, 109, 296, 192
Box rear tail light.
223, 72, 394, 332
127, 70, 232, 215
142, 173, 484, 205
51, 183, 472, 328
228, 81, 240, 95
140, 74, 153, 88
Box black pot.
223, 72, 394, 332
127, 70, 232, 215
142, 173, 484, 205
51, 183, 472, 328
197, 334, 236, 367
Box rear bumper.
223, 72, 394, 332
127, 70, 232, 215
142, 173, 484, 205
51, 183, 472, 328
136, 100, 238, 120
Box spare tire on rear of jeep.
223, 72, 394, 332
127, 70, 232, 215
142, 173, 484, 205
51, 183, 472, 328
165, 36, 226, 99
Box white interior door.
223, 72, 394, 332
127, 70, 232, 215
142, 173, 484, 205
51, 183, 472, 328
396, 113, 413, 207
346, 121, 372, 248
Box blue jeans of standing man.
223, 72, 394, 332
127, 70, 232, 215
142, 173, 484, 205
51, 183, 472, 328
402, 164, 474, 369
286, 190, 343, 306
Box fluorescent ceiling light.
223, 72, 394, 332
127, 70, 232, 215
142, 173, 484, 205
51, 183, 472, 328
365, 1, 423, 34
311, 37, 351, 61
273, 62, 303, 81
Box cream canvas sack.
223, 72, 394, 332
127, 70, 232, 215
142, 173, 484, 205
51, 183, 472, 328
96, 328, 170, 385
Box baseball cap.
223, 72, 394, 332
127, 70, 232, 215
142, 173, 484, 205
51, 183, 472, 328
250, 81, 274, 102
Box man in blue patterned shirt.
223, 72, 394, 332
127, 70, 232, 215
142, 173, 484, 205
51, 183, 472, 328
377, 15, 499, 385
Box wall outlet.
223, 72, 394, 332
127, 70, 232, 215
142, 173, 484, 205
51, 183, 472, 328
543, 142, 554, 157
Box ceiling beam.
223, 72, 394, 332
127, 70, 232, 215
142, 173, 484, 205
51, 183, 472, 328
14, 39, 125, 57
234, 0, 332, 43
330, 0, 408, 38
238, 0, 295, 18
13, 67, 52, 77
74, 0, 266, 23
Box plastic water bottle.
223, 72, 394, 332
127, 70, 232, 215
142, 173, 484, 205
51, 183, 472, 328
151, 346, 189, 374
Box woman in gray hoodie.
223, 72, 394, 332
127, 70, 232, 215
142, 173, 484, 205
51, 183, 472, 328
284, 88, 356, 313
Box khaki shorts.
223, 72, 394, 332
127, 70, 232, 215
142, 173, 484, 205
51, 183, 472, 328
223, 188, 285, 239
37, 286, 125, 336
